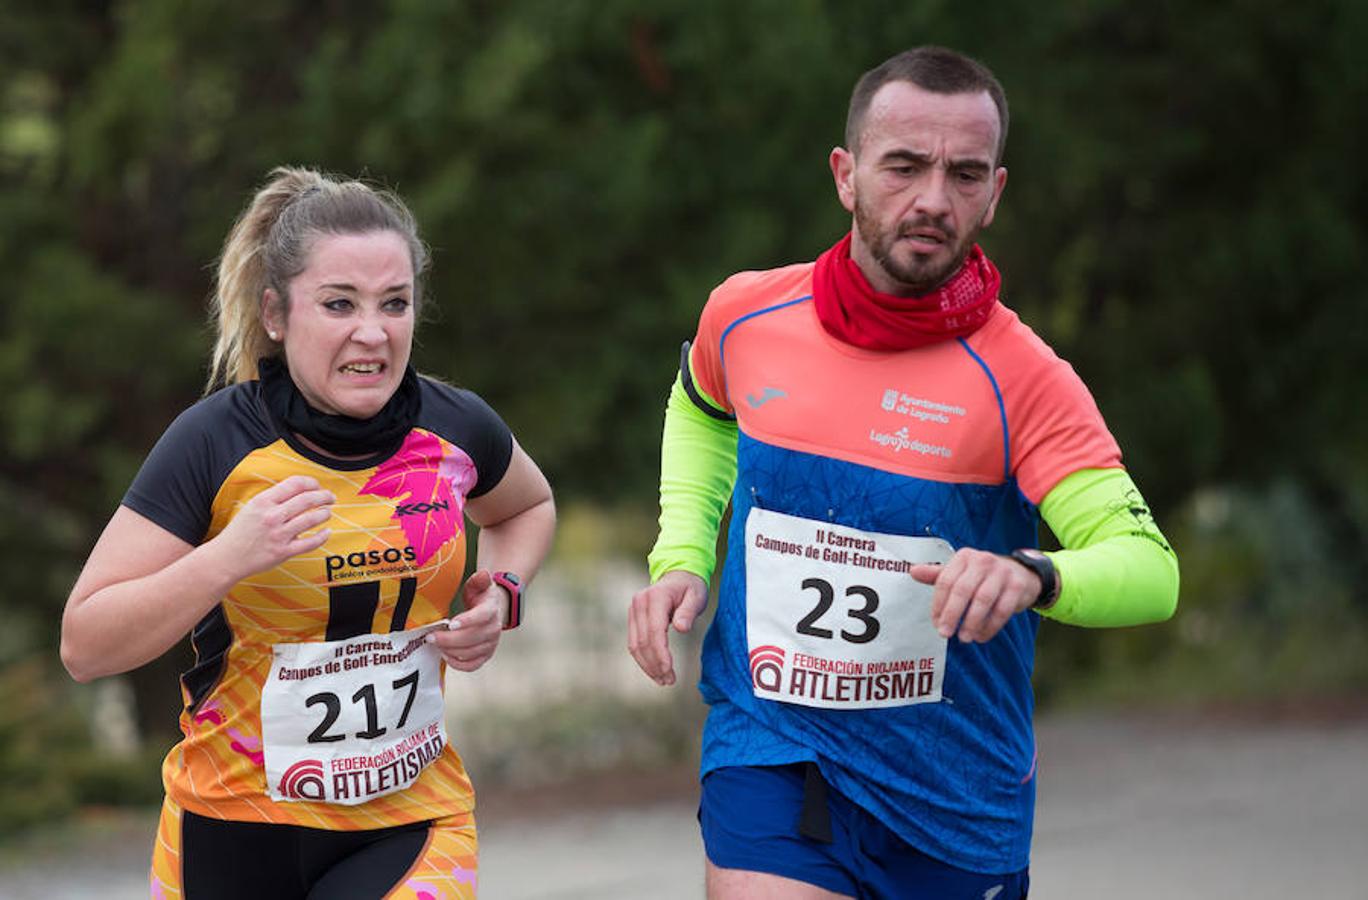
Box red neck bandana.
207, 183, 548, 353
812, 232, 1001, 351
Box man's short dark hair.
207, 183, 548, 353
845, 46, 1009, 165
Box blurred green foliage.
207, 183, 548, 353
0, 659, 85, 835
1036, 482, 1368, 709
0, 657, 164, 836
3, 0, 1366, 828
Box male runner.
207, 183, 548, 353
628, 46, 1178, 899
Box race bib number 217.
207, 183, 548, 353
260, 621, 450, 806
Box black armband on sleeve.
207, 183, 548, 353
679, 341, 735, 422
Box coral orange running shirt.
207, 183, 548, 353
688, 264, 1119, 505
686, 261, 1120, 873
124, 378, 512, 830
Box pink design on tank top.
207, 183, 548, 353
361, 431, 475, 565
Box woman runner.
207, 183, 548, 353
61, 166, 555, 899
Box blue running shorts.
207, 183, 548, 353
700, 763, 1029, 899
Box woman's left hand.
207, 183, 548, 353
426, 570, 508, 672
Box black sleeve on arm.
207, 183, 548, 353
122, 385, 274, 545
418, 380, 515, 499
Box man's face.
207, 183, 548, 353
831, 82, 1007, 295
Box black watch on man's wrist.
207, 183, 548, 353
1009, 549, 1059, 611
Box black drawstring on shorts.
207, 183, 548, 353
798, 762, 834, 843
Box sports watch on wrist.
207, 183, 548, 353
1009, 549, 1059, 611
491, 571, 523, 630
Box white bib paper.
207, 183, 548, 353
260, 621, 450, 805
745, 508, 952, 710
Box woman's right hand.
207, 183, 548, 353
211, 475, 335, 580
62, 477, 334, 681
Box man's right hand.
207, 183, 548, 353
628, 570, 708, 686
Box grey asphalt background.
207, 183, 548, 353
3, 709, 1365, 899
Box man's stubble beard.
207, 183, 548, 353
854, 197, 987, 296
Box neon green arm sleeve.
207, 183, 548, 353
645, 375, 738, 584
1037, 467, 1180, 627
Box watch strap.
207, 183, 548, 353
1009, 549, 1059, 611
491, 571, 522, 629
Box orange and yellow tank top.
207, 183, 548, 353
123, 377, 512, 829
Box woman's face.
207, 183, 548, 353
264, 230, 416, 418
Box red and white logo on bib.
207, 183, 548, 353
278, 759, 327, 800
749, 645, 786, 693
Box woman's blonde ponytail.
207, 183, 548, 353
206, 167, 327, 390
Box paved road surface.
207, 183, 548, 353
3, 710, 1365, 898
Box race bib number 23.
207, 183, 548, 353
745, 508, 952, 710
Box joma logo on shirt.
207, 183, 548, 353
395, 500, 450, 517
